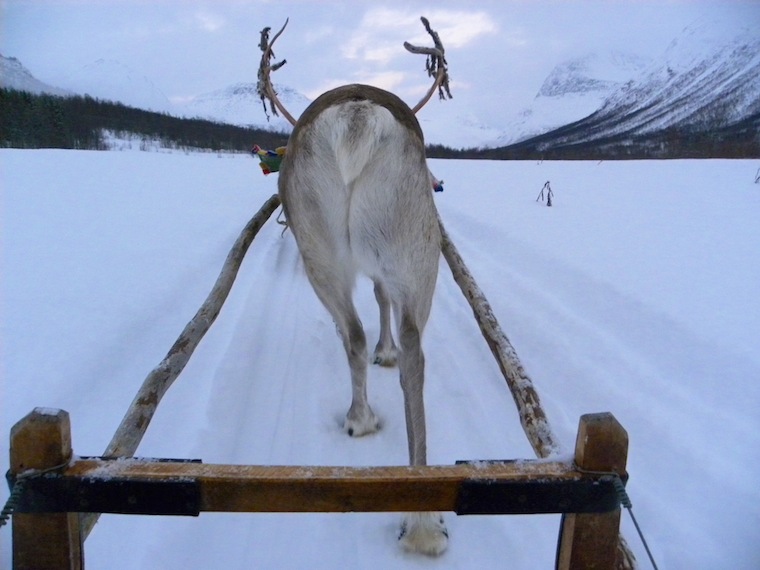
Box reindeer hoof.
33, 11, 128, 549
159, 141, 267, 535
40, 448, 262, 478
398, 513, 448, 556
344, 407, 380, 437
372, 346, 398, 367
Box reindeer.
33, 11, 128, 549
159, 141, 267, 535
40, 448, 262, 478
258, 18, 451, 556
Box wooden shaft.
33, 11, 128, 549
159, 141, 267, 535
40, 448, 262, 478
438, 221, 637, 566
60, 459, 582, 514
103, 193, 280, 459
9, 408, 83, 570
437, 216, 561, 458
80, 194, 281, 538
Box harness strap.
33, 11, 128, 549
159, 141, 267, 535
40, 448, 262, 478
252, 144, 443, 192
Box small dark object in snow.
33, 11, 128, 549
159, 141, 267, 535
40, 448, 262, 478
536, 181, 553, 206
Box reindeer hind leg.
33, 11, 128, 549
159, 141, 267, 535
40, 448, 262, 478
306, 268, 379, 438
372, 279, 398, 367
395, 304, 448, 556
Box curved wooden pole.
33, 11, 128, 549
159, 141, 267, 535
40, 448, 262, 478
438, 215, 560, 459
439, 216, 637, 567
81, 194, 281, 538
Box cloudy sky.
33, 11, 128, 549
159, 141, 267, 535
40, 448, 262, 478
2, 0, 757, 124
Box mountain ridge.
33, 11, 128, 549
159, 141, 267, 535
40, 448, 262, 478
59, 58, 173, 113
484, 18, 760, 157
179, 81, 310, 133
2, 17, 758, 156
492, 50, 652, 146
0, 54, 72, 97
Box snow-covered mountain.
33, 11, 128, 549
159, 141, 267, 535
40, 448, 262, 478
0, 54, 72, 97
506, 19, 760, 152
597, 20, 759, 134
493, 51, 651, 146
178, 82, 506, 148
59, 59, 173, 113
179, 82, 311, 132
4, 15, 758, 153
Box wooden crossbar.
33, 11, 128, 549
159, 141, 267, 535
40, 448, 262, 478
12, 457, 622, 517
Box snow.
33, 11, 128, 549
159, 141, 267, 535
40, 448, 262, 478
32, 407, 65, 417
2, 149, 759, 569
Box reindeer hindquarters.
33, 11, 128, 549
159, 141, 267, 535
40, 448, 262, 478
280, 154, 379, 436
345, 136, 440, 465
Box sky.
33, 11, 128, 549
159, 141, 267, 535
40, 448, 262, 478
2, 0, 759, 123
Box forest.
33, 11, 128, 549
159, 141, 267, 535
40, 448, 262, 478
0, 88, 288, 152
2, 87, 757, 159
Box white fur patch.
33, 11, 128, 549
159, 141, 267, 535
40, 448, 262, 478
398, 512, 449, 556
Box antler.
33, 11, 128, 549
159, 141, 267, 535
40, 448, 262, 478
257, 18, 298, 127
257, 16, 451, 126
404, 17, 452, 113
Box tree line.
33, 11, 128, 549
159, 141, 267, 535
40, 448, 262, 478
0, 88, 289, 152
2, 87, 756, 159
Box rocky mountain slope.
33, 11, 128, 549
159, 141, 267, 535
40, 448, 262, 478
0, 54, 72, 97
494, 51, 651, 146
497, 19, 760, 155
596, 20, 760, 135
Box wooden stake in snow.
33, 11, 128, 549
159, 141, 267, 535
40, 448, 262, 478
80, 193, 281, 538
536, 181, 553, 206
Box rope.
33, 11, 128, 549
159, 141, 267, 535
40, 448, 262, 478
1, 457, 73, 530
251, 144, 445, 193
608, 475, 659, 570
602, 473, 659, 570
0, 478, 26, 528
557, 468, 660, 570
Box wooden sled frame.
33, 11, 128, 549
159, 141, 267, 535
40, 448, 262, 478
7, 195, 636, 569
9, 409, 629, 569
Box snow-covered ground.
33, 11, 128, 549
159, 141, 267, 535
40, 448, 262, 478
2, 149, 759, 569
